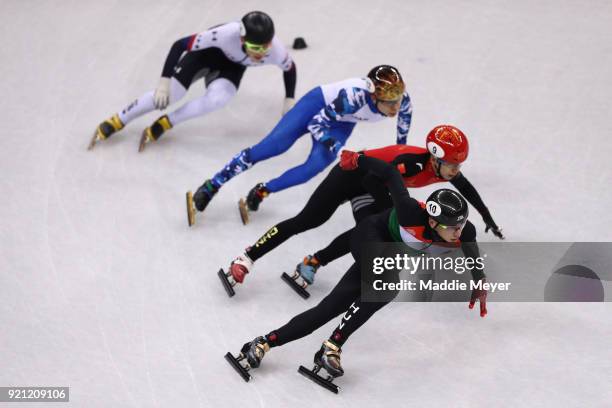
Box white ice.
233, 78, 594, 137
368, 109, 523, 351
1, 0, 611, 407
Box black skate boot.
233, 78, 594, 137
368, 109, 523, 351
298, 340, 343, 393
186, 180, 218, 227
238, 183, 269, 225
246, 183, 269, 212
224, 336, 270, 382
193, 180, 219, 211
139, 115, 172, 152
88, 114, 124, 150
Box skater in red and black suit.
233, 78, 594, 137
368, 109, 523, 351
224, 152, 488, 387
222, 125, 503, 294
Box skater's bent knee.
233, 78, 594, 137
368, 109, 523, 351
208, 91, 233, 109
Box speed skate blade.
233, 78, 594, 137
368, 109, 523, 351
186, 191, 196, 227
298, 365, 340, 394
225, 352, 251, 382
138, 131, 148, 152
88, 131, 99, 150
238, 198, 249, 225
281, 272, 310, 299
218, 268, 236, 297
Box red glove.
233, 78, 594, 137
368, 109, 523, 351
339, 150, 360, 171
469, 278, 488, 317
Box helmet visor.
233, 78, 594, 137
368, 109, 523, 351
377, 97, 402, 106
437, 219, 467, 231
244, 40, 271, 54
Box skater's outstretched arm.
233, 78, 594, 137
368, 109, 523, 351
458, 225, 488, 317
451, 174, 504, 239
395, 93, 413, 145
282, 62, 297, 98
458, 225, 486, 282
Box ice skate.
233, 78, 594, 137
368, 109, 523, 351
298, 340, 343, 393
239, 183, 269, 225
88, 114, 124, 150
139, 115, 172, 152
281, 255, 320, 299
316, 340, 344, 377
224, 336, 270, 383
186, 180, 218, 226
218, 253, 253, 297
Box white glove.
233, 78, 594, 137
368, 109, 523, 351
282, 97, 296, 115
153, 77, 171, 110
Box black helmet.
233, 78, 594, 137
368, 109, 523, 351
241, 11, 275, 44
425, 189, 469, 226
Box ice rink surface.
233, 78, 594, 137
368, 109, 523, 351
1, 0, 611, 406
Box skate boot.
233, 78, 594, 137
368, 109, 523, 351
246, 183, 270, 211
139, 114, 172, 152
241, 336, 269, 368
297, 255, 320, 285
238, 183, 269, 225
298, 340, 343, 393
224, 336, 270, 382
217, 253, 253, 297
88, 114, 124, 150
315, 340, 344, 377
193, 180, 219, 212
281, 255, 320, 299
229, 253, 254, 284
186, 179, 218, 227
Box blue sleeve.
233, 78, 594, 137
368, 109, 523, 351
395, 93, 413, 144
307, 87, 367, 141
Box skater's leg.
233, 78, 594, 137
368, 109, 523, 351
245, 166, 351, 262
328, 298, 392, 347
118, 78, 187, 125
265, 264, 362, 347
246, 87, 325, 163
167, 78, 237, 125
264, 139, 336, 193
313, 229, 353, 266
313, 201, 381, 265
264, 122, 356, 193
91, 78, 187, 146
94, 46, 219, 145
208, 148, 255, 189
139, 50, 244, 145
322, 217, 400, 346
208, 87, 325, 190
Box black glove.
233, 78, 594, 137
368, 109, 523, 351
482, 213, 505, 240
485, 223, 505, 239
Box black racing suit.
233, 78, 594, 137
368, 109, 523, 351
264, 156, 485, 349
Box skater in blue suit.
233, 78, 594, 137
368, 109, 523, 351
188, 65, 412, 225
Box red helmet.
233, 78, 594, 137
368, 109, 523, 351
425, 125, 469, 164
